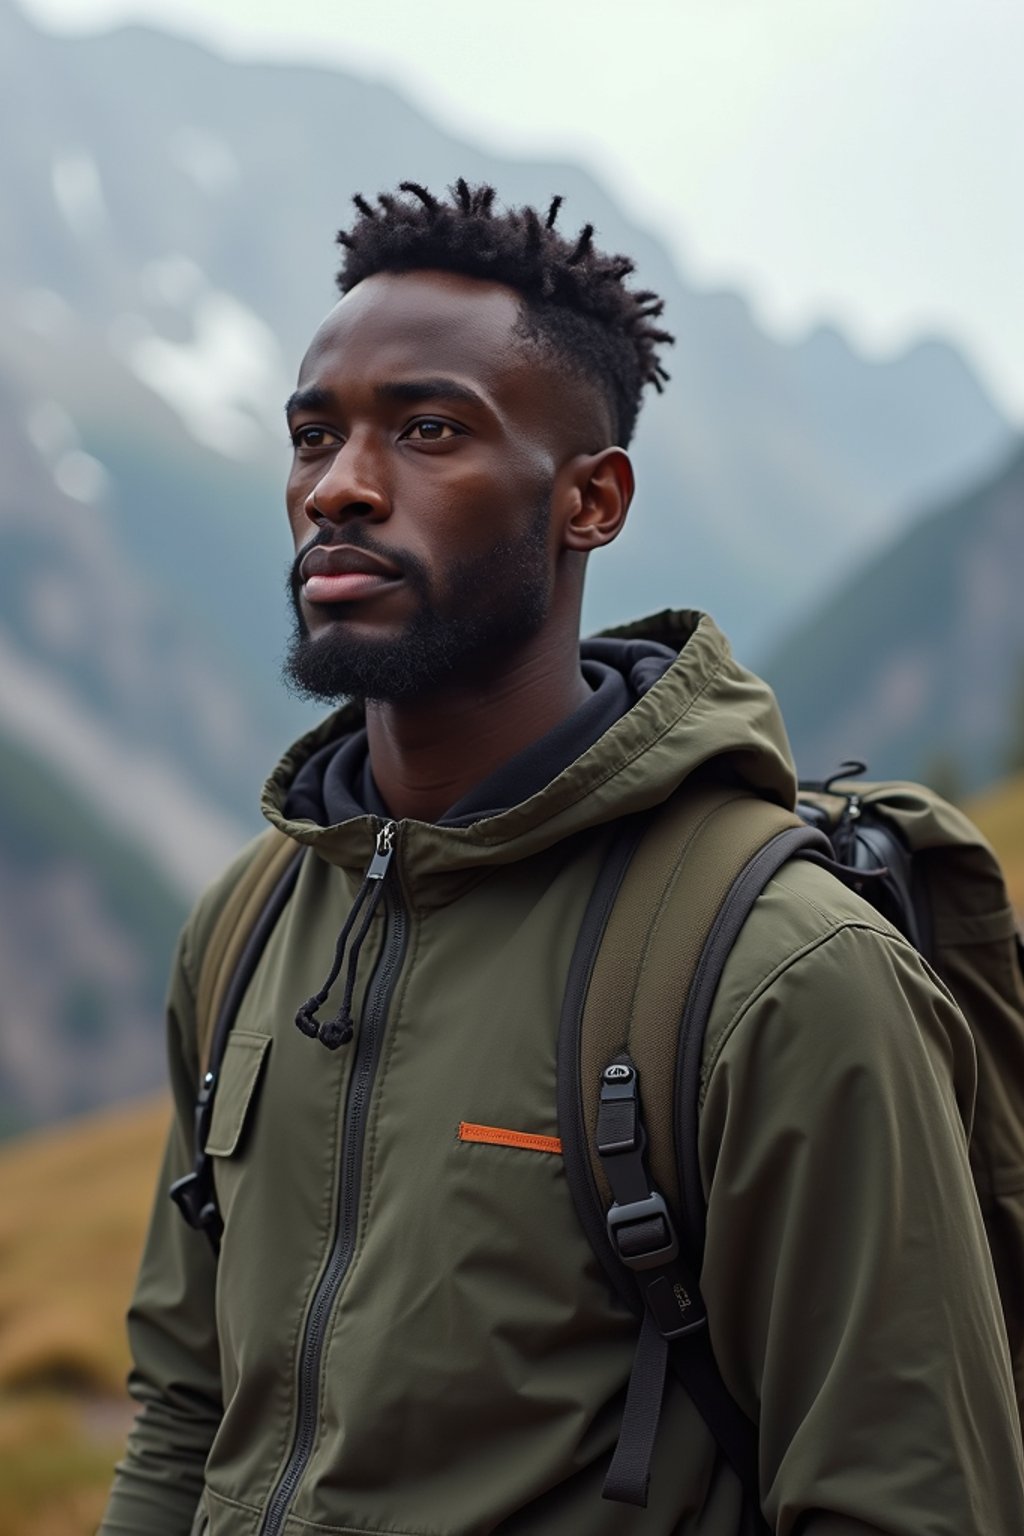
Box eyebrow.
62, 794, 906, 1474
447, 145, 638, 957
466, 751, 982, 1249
284, 384, 333, 419
374, 378, 488, 411
284, 377, 488, 420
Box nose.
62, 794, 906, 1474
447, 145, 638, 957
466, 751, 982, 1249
304, 434, 389, 527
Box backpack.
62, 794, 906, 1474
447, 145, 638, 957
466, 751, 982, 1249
170, 766, 1024, 1525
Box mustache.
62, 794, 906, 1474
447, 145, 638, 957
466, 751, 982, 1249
288, 526, 428, 601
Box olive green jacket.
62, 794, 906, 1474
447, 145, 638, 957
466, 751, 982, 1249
100, 612, 1024, 1536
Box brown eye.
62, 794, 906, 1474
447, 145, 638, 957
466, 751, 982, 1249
292, 426, 340, 450
406, 419, 457, 441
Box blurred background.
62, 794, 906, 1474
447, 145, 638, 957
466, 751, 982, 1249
0, 0, 1022, 1527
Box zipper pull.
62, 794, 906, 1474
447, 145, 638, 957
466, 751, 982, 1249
366, 819, 396, 881
295, 820, 397, 1046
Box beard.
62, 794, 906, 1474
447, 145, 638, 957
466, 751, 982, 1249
282, 496, 552, 705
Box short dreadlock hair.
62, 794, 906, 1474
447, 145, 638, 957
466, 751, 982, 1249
335, 179, 673, 448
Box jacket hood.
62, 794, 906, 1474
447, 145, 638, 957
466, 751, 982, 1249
261, 610, 797, 882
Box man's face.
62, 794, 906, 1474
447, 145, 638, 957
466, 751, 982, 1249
283, 269, 572, 704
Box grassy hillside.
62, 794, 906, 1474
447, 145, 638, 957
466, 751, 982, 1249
0, 1097, 168, 1534
1, 783, 1020, 1532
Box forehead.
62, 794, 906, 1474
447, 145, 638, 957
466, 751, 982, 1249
299, 270, 531, 395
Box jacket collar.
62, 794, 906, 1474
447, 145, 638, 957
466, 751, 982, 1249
260, 610, 797, 882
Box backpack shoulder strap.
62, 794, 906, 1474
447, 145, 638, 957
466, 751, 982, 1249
170, 828, 305, 1248
576, 786, 805, 1228
559, 787, 830, 1514
195, 827, 302, 1077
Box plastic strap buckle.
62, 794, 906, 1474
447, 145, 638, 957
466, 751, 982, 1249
598, 1057, 708, 1341
168, 1167, 220, 1238
168, 1072, 223, 1247
606, 1191, 679, 1270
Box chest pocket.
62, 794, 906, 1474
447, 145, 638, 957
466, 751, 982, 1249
204, 1031, 271, 1157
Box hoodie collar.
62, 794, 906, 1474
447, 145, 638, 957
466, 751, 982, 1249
261, 611, 797, 881
284, 639, 677, 831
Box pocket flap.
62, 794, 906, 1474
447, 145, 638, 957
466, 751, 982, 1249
205, 1031, 271, 1157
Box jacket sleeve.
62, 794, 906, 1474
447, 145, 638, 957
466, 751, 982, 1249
98, 929, 222, 1536
699, 906, 1024, 1535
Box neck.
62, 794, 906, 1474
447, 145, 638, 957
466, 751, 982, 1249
365, 623, 590, 823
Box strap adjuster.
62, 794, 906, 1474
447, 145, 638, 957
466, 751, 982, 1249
168, 1167, 223, 1240
597, 1057, 708, 1343
168, 1071, 223, 1248
606, 1191, 679, 1271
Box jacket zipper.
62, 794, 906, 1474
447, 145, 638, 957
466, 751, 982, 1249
258, 820, 407, 1536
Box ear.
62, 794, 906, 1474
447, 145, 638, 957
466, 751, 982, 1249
558, 448, 635, 553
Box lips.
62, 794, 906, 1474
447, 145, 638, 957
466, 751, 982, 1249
300, 543, 403, 604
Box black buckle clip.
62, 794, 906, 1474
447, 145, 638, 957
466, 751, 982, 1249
597, 1057, 708, 1341
168, 1072, 223, 1247
168, 1168, 220, 1237
606, 1190, 680, 1271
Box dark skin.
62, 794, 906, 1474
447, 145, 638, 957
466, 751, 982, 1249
286, 269, 634, 823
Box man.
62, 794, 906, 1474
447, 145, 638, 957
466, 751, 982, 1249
100, 180, 1024, 1535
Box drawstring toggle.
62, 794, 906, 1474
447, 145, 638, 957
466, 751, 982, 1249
293, 821, 396, 1049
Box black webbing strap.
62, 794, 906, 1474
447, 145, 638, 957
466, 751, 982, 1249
169, 844, 305, 1251
598, 1060, 705, 1338
603, 1312, 669, 1504
597, 1057, 707, 1506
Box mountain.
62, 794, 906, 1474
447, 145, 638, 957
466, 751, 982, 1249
1, 0, 1012, 668
0, 0, 1016, 1127
0, 0, 1012, 829
766, 443, 1024, 791
0, 726, 186, 1133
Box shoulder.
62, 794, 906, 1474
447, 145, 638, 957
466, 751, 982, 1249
702, 856, 976, 1126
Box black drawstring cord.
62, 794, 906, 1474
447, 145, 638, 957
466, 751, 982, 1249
293, 873, 375, 1040
318, 877, 386, 1048
294, 820, 397, 1049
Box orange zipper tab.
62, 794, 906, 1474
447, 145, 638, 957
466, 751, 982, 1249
458, 1121, 563, 1156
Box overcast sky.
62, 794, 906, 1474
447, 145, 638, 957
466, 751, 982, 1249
21, 0, 1024, 422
